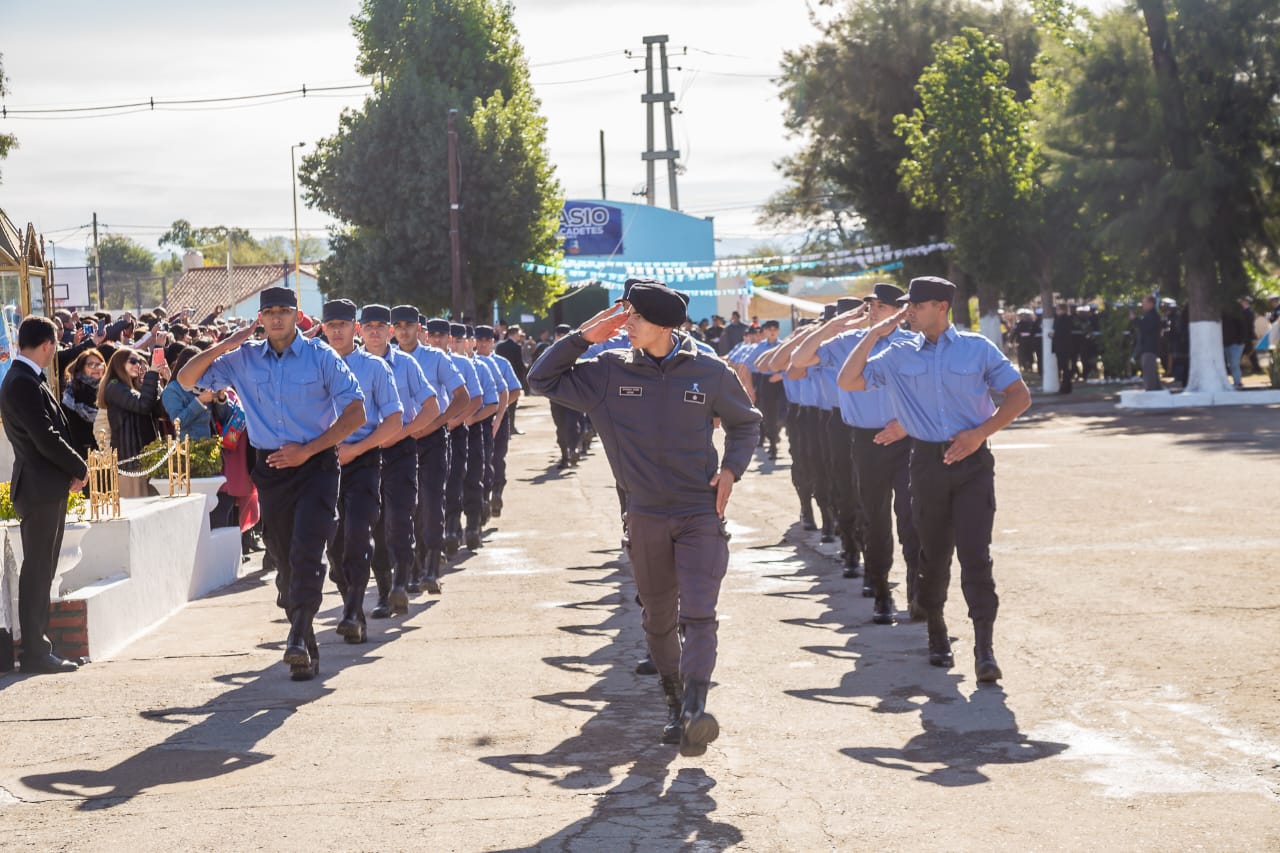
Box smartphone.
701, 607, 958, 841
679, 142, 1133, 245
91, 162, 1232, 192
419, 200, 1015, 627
152, 347, 166, 367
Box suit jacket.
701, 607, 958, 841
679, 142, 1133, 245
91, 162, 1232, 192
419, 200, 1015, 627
494, 338, 528, 391
0, 360, 88, 508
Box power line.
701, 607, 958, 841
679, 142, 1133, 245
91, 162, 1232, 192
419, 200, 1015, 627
0, 83, 373, 118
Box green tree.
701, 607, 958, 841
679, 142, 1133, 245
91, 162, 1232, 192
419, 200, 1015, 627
894, 28, 1039, 340
97, 234, 161, 311
0, 55, 17, 182
765, 0, 1038, 278
300, 0, 564, 318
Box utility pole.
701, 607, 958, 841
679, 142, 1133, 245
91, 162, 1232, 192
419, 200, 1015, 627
447, 108, 464, 318
91, 212, 103, 309
640, 34, 680, 210
599, 130, 607, 199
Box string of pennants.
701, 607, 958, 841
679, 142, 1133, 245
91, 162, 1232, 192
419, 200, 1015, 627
519, 260, 906, 298
521, 241, 951, 281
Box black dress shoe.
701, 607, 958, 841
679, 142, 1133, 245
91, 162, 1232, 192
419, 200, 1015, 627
635, 655, 658, 676
927, 614, 954, 668
424, 576, 442, 595
21, 653, 79, 674
861, 578, 875, 598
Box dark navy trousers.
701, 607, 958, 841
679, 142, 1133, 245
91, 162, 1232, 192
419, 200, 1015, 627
852, 428, 919, 589
446, 425, 468, 517
416, 428, 450, 560
464, 420, 486, 522
373, 437, 417, 580
328, 448, 382, 601
492, 411, 511, 499
909, 440, 998, 622
479, 414, 496, 508
253, 448, 340, 619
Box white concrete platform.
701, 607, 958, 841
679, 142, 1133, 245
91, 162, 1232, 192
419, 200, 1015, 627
1118, 388, 1280, 409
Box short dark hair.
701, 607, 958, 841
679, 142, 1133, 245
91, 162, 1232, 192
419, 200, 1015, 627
17, 315, 59, 350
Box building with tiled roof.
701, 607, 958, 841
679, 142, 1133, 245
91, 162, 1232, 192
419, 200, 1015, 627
164, 261, 322, 324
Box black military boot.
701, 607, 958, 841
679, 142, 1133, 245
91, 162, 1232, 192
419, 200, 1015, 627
818, 507, 835, 544
660, 675, 683, 745
906, 563, 926, 621
284, 609, 312, 674
927, 611, 954, 668
872, 584, 896, 625
973, 619, 1002, 683
481, 499, 491, 527
465, 517, 482, 551
407, 553, 423, 594
444, 513, 461, 556
389, 563, 410, 616
490, 491, 503, 519
291, 620, 319, 681
842, 548, 862, 580
423, 550, 443, 595
679, 678, 720, 757
336, 586, 367, 644
369, 567, 392, 619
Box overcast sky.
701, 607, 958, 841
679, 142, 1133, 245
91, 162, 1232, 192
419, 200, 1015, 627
1, 0, 1116, 265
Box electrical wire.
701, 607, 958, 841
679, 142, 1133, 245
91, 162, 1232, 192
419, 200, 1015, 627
0, 83, 372, 118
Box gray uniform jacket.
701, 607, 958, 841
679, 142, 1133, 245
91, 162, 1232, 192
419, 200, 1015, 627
528, 331, 762, 515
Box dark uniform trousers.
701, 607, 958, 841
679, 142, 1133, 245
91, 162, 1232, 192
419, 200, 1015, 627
757, 378, 784, 448
446, 424, 469, 517
798, 406, 829, 523
852, 428, 920, 593
626, 509, 730, 682
785, 404, 812, 510
253, 447, 341, 619
824, 411, 863, 554
549, 402, 580, 459
492, 411, 512, 502
811, 407, 837, 526
415, 428, 450, 562
909, 440, 998, 622
373, 436, 417, 580
463, 420, 486, 523
327, 448, 382, 605
479, 414, 496, 509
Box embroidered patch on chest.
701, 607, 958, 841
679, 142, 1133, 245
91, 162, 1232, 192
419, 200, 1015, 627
619, 386, 643, 397
684, 390, 706, 404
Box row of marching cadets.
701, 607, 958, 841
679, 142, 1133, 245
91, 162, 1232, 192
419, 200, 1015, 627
179, 288, 522, 680
725, 278, 1031, 684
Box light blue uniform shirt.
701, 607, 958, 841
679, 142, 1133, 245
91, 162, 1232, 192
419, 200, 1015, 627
811, 363, 838, 411
369, 345, 436, 423
795, 372, 819, 408
472, 355, 500, 406
341, 348, 404, 445
449, 351, 484, 401
863, 326, 1022, 443
490, 352, 522, 392
781, 375, 800, 404
401, 342, 466, 401
748, 340, 778, 374
202, 333, 364, 449
820, 328, 918, 429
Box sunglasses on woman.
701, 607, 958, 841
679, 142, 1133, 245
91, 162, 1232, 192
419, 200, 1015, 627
128, 356, 148, 366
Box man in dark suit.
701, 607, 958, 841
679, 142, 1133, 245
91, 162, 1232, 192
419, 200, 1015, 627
1, 316, 89, 674
495, 325, 528, 435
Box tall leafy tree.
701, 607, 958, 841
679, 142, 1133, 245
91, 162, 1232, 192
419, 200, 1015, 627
766, 0, 1038, 282
895, 27, 1040, 340
300, 0, 563, 317
0, 55, 17, 183
97, 234, 160, 311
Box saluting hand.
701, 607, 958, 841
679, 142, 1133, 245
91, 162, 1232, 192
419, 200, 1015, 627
869, 307, 908, 339
222, 321, 256, 350
710, 467, 736, 518
579, 305, 629, 344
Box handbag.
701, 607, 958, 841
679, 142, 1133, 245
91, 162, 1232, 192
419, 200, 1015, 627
212, 390, 247, 450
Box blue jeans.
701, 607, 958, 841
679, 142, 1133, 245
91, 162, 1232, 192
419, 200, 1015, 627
1225, 343, 1245, 388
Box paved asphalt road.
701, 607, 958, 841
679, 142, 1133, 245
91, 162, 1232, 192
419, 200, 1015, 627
1, 391, 1278, 851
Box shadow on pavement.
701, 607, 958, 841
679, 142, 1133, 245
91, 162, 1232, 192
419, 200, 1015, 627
19, 574, 422, 811
774, 525, 1067, 788
1078, 405, 1280, 456
481, 558, 742, 851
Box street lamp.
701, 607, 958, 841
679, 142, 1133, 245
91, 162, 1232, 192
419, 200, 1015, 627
290, 141, 306, 303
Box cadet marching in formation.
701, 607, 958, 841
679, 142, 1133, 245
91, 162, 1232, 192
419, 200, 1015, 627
178, 287, 523, 681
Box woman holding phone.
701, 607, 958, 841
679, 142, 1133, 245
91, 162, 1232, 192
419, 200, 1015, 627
97, 348, 170, 497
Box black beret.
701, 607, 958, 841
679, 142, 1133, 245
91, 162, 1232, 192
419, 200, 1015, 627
554, 323, 572, 335
869, 282, 906, 304
761, 319, 780, 330
322, 299, 357, 322
426, 318, 451, 334
449, 322, 467, 338
389, 305, 421, 325
822, 304, 838, 321
617, 277, 662, 304
836, 297, 864, 314
260, 286, 297, 310
359, 304, 392, 324
626, 282, 687, 328
474, 325, 496, 341
899, 276, 957, 304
